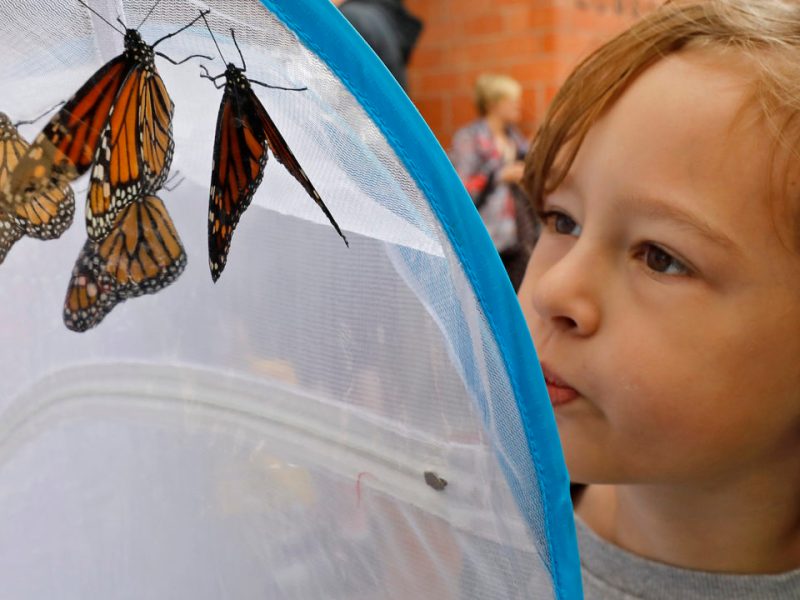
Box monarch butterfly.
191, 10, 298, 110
199, 15, 348, 282
63, 188, 187, 332
7, 1, 209, 242
0, 111, 75, 264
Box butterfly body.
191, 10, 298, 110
122, 28, 156, 69
0, 112, 75, 262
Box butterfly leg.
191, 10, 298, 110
156, 51, 213, 66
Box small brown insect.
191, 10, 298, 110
423, 470, 447, 491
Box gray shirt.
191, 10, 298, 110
576, 517, 800, 599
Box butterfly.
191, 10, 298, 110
6, 1, 209, 242
0, 110, 75, 264
199, 15, 348, 282
63, 187, 187, 332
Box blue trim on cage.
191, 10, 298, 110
257, 1, 583, 598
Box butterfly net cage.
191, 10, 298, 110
0, 0, 581, 598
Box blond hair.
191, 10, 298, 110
524, 0, 800, 242
474, 74, 522, 116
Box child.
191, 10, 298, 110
516, 1, 800, 597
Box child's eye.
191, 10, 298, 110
639, 244, 691, 276
539, 210, 582, 236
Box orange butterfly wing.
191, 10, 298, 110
0, 215, 24, 265
64, 194, 186, 332
207, 83, 269, 282
62, 238, 123, 332
253, 93, 347, 246
139, 70, 174, 184
8, 57, 128, 198
0, 115, 26, 263
0, 113, 74, 256
100, 194, 185, 290
86, 67, 174, 240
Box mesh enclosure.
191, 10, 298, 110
0, 0, 581, 598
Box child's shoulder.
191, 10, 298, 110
572, 496, 800, 600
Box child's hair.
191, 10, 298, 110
473, 74, 522, 116
524, 0, 800, 244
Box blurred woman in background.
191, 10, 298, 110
449, 74, 536, 290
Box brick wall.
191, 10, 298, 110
405, 0, 659, 147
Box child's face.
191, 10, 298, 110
517, 52, 800, 485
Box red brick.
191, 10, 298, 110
540, 30, 558, 53
417, 70, 462, 92
526, 5, 562, 29
543, 83, 561, 107
414, 97, 446, 134
566, 5, 633, 31
443, 1, 492, 18
451, 93, 479, 132
519, 87, 538, 123
502, 7, 531, 34
493, 0, 544, 6
554, 56, 584, 81
507, 57, 557, 83
442, 43, 474, 70
556, 30, 603, 57
403, 0, 661, 147
468, 35, 547, 64
407, 71, 422, 90
416, 19, 457, 47
463, 13, 505, 37
408, 46, 446, 70
409, 0, 453, 24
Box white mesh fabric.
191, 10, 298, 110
0, 1, 566, 598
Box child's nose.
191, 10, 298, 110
529, 243, 602, 337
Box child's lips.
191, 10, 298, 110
540, 363, 580, 406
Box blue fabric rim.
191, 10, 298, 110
258, 1, 582, 598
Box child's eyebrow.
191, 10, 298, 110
620, 195, 740, 254
555, 176, 741, 253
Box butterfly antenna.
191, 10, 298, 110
137, 0, 164, 31
14, 100, 66, 127
200, 11, 226, 63
151, 9, 209, 48
76, 0, 125, 36
231, 28, 246, 71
